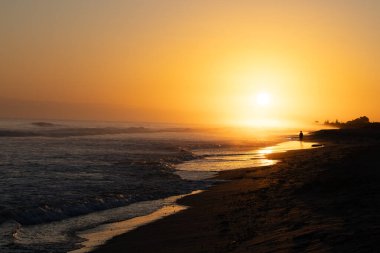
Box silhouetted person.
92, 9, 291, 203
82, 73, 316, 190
299, 131, 304, 141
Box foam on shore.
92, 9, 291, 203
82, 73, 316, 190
70, 191, 202, 253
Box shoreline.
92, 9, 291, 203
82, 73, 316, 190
1, 134, 287, 253
91, 132, 380, 252
82, 140, 319, 252
71, 139, 295, 252
70, 190, 202, 253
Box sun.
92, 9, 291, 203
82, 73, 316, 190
256, 92, 271, 106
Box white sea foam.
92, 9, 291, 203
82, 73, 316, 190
69, 191, 201, 253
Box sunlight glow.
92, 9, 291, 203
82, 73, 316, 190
1, 1, 379, 124
256, 92, 271, 107
233, 118, 285, 128
258, 148, 273, 155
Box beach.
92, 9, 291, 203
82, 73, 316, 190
93, 129, 380, 252
2, 1, 380, 252
0, 120, 287, 253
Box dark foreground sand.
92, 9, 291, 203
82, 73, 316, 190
93, 129, 380, 253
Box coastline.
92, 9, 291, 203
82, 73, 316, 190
70, 191, 202, 253
72, 139, 303, 252
0, 124, 290, 253
91, 130, 380, 253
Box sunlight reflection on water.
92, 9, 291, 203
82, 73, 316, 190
175, 141, 319, 180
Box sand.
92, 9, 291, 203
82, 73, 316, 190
92, 130, 380, 253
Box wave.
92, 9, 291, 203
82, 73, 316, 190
1, 176, 208, 227
1, 194, 134, 226
0, 125, 195, 138
0, 146, 204, 227
31, 122, 62, 127
0, 127, 221, 252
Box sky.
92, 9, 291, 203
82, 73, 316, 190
1, 0, 379, 127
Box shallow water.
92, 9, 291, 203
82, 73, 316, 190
0, 122, 219, 252
175, 141, 317, 180
70, 191, 201, 253
0, 120, 314, 253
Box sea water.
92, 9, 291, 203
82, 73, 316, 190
0, 120, 315, 253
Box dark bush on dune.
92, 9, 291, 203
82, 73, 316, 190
313, 116, 380, 142
324, 116, 372, 129
345, 116, 370, 127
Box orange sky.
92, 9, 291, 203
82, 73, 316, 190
1, 1, 379, 126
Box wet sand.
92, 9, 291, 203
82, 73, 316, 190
92, 130, 380, 253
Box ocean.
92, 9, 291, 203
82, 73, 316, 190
0, 119, 313, 253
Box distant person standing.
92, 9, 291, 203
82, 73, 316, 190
299, 131, 304, 141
